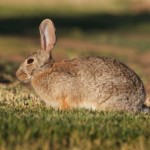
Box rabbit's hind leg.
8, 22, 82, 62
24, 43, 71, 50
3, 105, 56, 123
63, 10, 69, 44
58, 95, 70, 110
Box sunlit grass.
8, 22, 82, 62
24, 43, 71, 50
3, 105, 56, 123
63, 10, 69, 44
0, 0, 131, 18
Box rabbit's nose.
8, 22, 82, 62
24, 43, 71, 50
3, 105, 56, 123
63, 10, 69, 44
16, 71, 18, 77
16, 69, 23, 78
16, 70, 20, 77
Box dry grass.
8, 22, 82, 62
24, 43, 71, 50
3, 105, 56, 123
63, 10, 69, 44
0, 0, 150, 13
0, 84, 41, 107
0, 0, 123, 8
0, 0, 134, 17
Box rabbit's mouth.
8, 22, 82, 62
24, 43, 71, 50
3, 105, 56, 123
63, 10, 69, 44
16, 71, 31, 83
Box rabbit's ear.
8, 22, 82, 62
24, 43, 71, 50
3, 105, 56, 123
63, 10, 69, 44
39, 19, 56, 52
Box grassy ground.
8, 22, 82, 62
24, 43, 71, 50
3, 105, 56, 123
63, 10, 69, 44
0, 85, 150, 150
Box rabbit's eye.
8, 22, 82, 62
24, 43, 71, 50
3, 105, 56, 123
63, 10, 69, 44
27, 58, 34, 64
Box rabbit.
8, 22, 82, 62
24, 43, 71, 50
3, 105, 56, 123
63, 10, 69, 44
16, 19, 149, 112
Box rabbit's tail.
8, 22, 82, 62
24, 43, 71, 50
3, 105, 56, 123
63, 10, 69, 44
141, 104, 150, 113
141, 96, 150, 113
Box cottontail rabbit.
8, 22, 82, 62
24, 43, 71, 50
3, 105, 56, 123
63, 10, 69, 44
16, 19, 148, 112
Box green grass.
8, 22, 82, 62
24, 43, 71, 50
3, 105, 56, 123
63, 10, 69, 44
0, 85, 150, 150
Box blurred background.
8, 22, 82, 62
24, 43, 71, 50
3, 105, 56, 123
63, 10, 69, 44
0, 0, 150, 98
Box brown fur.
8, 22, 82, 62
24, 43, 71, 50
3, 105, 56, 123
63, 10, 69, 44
16, 19, 149, 112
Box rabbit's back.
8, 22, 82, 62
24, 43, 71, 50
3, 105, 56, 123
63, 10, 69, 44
75, 56, 145, 111
32, 56, 145, 112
